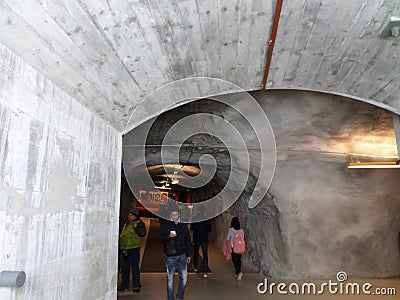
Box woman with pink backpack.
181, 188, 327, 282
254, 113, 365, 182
225, 217, 245, 280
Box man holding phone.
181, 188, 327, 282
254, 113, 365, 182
158, 202, 192, 300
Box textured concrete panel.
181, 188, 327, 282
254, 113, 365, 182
270, 0, 400, 113
0, 0, 271, 130
0, 44, 121, 299
1, 0, 399, 131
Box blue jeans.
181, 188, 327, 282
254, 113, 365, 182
121, 248, 141, 290
165, 254, 188, 300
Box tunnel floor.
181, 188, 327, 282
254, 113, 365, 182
117, 218, 400, 300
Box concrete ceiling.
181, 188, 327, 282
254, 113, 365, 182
0, 0, 399, 131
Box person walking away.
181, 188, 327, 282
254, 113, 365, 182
226, 217, 245, 280
158, 203, 192, 300
190, 206, 211, 278
118, 209, 147, 294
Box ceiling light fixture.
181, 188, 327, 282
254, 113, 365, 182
347, 161, 400, 169
171, 171, 179, 185
154, 184, 171, 190
347, 114, 400, 169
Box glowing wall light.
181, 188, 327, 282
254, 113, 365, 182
346, 161, 400, 169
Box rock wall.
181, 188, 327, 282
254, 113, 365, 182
214, 90, 400, 279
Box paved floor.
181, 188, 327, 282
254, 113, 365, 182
118, 219, 400, 300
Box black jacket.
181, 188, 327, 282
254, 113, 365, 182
190, 220, 211, 244
158, 220, 192, 257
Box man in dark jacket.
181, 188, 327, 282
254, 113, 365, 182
158, 203, 192, 300
190, 206, 211, 278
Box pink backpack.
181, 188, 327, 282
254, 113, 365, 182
232, 229, 245, 254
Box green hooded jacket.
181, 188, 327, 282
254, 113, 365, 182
120, 220, 141, 249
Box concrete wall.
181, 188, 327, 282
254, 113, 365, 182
214, 90, 400, 279
0, 43, 122, 299
1, 0, 400, 130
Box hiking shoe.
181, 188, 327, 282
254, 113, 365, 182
203, 273, 208, 278
192, 264, 198, 272
237, 272, 243, 280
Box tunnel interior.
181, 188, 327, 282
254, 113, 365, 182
121, 90, 400, 279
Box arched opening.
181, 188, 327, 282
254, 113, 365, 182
117, 90, 400, 297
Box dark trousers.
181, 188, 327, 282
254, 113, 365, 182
193, 243, 208, 273
231, 252, 242, 275
121, 247, 141, 290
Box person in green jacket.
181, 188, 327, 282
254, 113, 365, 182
118, 209, 146, 294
